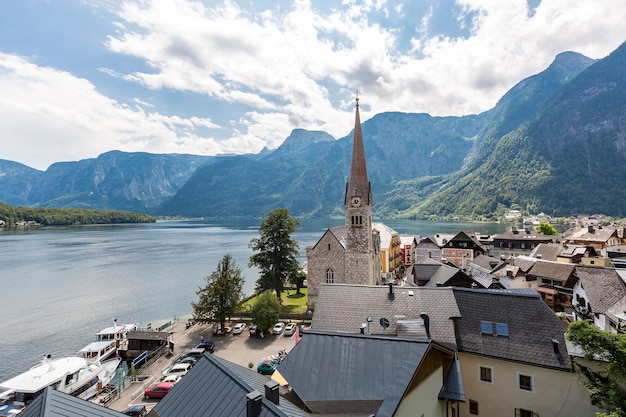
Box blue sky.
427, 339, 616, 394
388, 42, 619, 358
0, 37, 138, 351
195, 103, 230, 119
1, 0, 624, 170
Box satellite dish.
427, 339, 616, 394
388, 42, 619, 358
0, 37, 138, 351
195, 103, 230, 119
380, 318, 390, 328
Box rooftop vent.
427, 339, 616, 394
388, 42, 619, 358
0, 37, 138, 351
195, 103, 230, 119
551, 338, 560, 354
388, 283, 395, 301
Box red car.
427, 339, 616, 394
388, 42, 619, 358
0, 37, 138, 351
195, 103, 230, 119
144, 381, 175, 400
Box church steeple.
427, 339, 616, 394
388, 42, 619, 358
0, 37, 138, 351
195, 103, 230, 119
346, 96, 371, 205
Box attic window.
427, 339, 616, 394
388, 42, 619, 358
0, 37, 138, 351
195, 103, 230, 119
480, 321, 493, 334
480, 321, 510, 337
495, 323, 509, 337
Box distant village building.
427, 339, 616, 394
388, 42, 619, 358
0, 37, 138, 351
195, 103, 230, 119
306, 99, 382, 309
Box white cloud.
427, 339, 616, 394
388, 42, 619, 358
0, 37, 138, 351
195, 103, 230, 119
0, 53, 223, 170
1, 0, 625, 169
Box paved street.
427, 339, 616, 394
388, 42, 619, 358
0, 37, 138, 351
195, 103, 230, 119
106, 320, 298, 414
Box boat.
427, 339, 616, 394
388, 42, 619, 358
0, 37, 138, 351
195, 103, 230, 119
77, 320, 137, 362
0, 355, 121, 413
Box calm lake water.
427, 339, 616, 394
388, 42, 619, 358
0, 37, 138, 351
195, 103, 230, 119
0, 218, 507, 383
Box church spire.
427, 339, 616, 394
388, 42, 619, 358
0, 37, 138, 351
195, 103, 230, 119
347, 94, 370, 204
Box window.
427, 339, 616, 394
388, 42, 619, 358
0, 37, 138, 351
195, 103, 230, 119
516, 408, 535, 417
325, 269, 334, 284
479, 366, 492, 383
480, 321, 492, 334
495, 322, 509, 337
469, 400, 478, 415
518, 373, 533, 391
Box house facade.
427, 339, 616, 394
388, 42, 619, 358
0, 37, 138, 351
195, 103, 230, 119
310, 284, 598, 417
373, 222, 402, 283
441, 231, 487, 268
490, 227, 556, 259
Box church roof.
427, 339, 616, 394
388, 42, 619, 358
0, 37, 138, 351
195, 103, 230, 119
346, 101, 370, 203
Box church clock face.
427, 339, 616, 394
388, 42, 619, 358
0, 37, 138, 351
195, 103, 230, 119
351, 197, 361, 207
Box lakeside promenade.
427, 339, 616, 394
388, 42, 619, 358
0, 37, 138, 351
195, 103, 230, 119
105, 319, 296, 414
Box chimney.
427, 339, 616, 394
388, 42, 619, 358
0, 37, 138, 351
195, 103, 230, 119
506, 269, 513, 278
419, 313, 431, 339
536, 254, 542, 259
388, 283, 395, 301
246, 391, 263, 417
588, 225, 594, 233
264, 380, 279, 405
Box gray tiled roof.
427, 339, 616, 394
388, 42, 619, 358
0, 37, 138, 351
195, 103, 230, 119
411, 257, 461, 286
575, 266, 626, 314
312, 284, 460, 348
277, 331, 438, 416
451, 288, 572, 370
471, 254, 507, 272
526, 259, 576, 282
152, 353, 299, 417
18, 387, 126, 417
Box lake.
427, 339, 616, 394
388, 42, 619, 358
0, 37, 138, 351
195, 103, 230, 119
0, 218, 508, 383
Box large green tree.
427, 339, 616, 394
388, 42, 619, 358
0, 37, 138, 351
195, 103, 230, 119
536, 221, 560, 236
192, 254, 244, 332
249, 290, 282, 335
248, 208, 301, 299
566, 321, 626, 416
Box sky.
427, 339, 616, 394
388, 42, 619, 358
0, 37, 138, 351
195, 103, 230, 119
0, 0, 624, 170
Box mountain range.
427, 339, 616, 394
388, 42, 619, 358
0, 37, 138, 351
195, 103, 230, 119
1, 40, 625, 220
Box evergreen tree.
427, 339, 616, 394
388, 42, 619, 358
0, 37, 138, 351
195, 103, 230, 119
249, 208, 301, 299
192, 254, 244, 332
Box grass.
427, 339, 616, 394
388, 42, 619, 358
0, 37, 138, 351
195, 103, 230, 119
241, 288, 308, 314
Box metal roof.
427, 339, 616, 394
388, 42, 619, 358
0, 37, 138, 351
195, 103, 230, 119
151, 352, 300, 417
18, 387, 126, 417
277, 331, 437, 416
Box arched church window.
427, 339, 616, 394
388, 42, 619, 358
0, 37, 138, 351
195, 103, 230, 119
326, 269, 334, 284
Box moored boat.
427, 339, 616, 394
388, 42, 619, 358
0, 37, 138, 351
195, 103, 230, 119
77, 320, 137, 362
0, 355, 120, 413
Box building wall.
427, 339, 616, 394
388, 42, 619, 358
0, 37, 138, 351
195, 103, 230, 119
306, 232, 346, 309
457, 353, 598, 417
395, 365, 447, 417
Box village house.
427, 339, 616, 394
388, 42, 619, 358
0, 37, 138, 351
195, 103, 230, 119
562, 224, 620, 254
571, 265, 626, 332
310, 284, 598, 417
415, 235, 444, 261
525, 259, 576, 312
440, 231, 487, 269
399, 235, 417, 277
373, 222, 403, 283
490, 226, 556, 259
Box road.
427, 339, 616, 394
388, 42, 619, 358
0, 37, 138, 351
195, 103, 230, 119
105, 320, 297, 414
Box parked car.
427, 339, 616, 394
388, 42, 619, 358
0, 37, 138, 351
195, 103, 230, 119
283, 323, 297, 336
232, 322, 247, 334
183, 347, 206, 360
272, 322, 285, 335
249, 325, 260, 336
177, 356, 197, 367
196, 340, 215, 353
257, 360, 279, 375
144, 381, 175, 399
161, 374, 181, 385
213, 326, 232, 336
161, 362, 192, 379
123, 404, 147, 416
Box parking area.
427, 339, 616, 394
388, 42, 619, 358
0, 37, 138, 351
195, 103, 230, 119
108, 320, 299, 414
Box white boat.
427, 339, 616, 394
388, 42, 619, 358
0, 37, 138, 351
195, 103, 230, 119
0, 355, 121, 412
77, 320, 137, 362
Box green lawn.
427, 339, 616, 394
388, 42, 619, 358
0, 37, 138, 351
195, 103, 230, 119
241, 288, 308, 314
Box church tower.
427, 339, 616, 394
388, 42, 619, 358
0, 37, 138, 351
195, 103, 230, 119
344, 97, 379, 285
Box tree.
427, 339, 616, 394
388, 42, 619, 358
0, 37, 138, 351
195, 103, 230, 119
566, 321, 626, 416
290, 269, 307, 295
248, 208, 301, 299
192, 254, 244, 332
536, 221, 560, 236
249, 290, 281, 334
